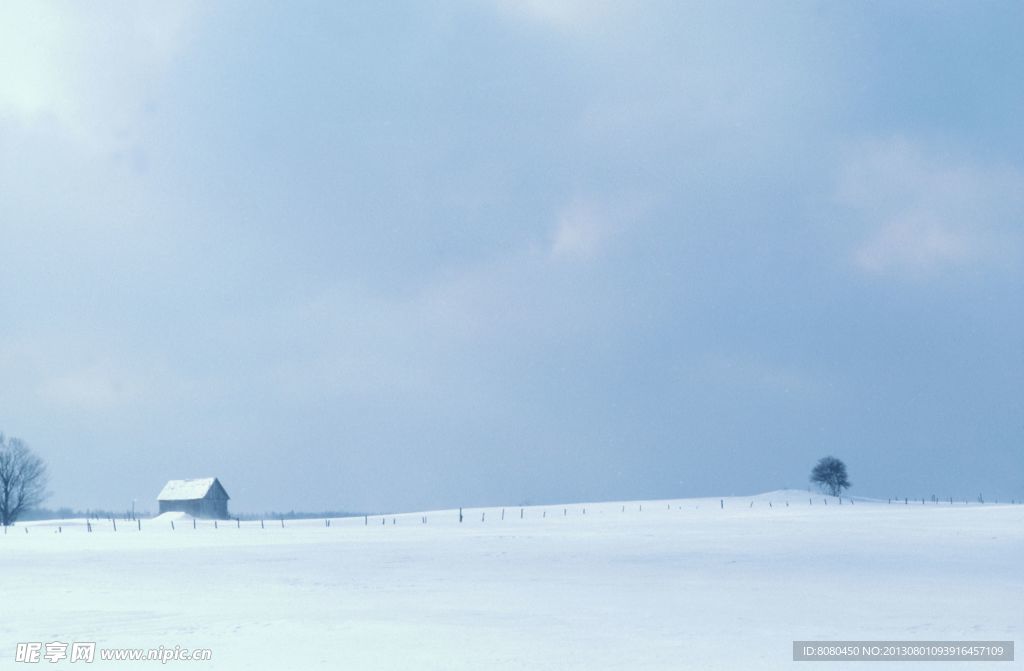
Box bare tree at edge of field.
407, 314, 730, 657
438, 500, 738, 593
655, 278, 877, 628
0, 434, 49, 526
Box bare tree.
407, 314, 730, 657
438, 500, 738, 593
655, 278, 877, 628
810, 456, 850, 497
0, 434, 49, 526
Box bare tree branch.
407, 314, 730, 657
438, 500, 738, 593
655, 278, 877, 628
0, 433, 49, 526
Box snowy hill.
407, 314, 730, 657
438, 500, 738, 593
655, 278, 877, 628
3, 493, 1020, 670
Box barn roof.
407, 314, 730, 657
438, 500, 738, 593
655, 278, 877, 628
157, 477, 229, 501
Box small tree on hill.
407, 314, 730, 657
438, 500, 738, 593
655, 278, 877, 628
810, 456, 850, 497
0, 434, 49, 526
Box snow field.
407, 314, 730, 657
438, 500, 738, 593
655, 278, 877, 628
2, 491, 1020, 670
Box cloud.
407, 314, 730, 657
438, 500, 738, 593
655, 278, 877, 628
693, 352, 823, 398
837, 138, 1024, 277
253, 195, 650, 407
37, 365, 141, 411
854, 219, 975, 275
549, 200, 614, 260
0, 2, 201, 150
548, 194, 651, 261
491, 0, 620, 33
0, 325, 197, 421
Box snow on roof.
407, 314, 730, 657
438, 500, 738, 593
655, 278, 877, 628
157, 477, 224, 501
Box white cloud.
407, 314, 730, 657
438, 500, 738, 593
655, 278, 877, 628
550, 200, 614, 260
0, 330, 195, 417
854, 218, 975, 275
491, 0, 619, 33
837, 138, 1024, 277
38, 365, 138, 411
548, 195, 650, 261
0, 1, 201, 150
694, 352, 823, 397
256, 195, 648, 405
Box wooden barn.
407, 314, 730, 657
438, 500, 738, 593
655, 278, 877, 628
157, 477, 230, 519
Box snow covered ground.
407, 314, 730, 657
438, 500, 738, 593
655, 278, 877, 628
2, 490, 1021, 670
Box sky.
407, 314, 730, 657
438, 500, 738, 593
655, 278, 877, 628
1, 1, 1021, 514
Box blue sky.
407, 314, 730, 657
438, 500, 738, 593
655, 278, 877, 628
1, 1, 1021, 513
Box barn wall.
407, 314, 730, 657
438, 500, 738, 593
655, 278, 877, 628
158, 499, 229, 519
159, 500, 202, 516
199, 498, 229, 520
